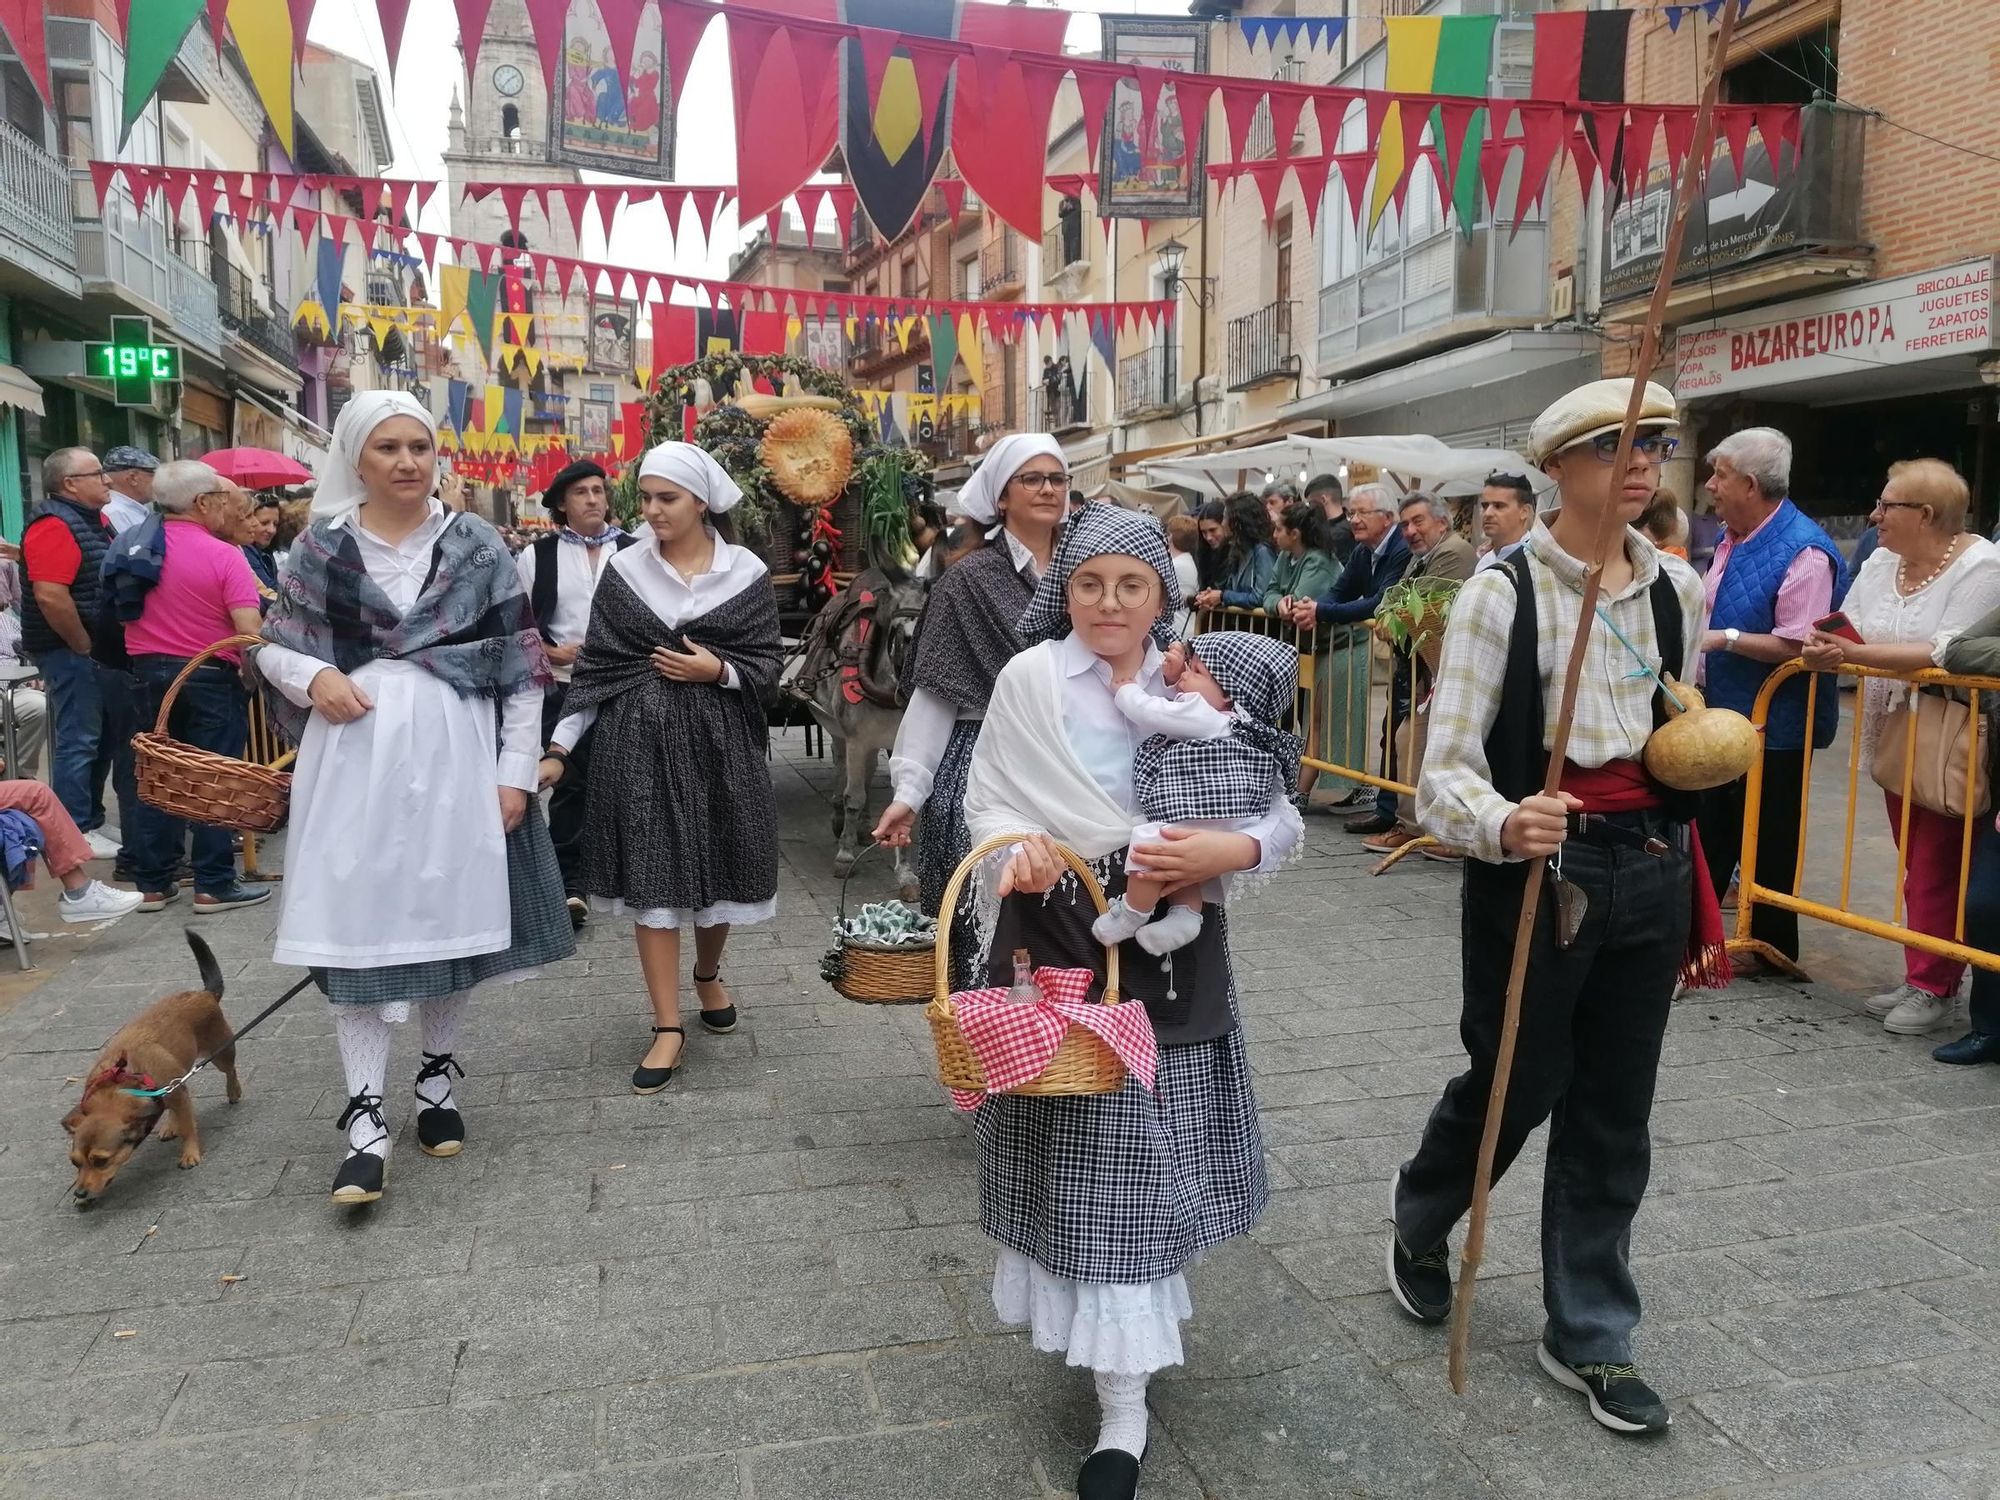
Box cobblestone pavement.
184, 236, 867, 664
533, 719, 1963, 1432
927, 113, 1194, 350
1, 735, 1996, 1500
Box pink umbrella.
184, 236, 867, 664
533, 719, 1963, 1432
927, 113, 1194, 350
201, 447, 314, 489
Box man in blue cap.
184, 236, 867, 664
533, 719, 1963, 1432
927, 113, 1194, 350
102, 446, 158, 536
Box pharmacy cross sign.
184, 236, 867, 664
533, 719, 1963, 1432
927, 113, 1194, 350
83, 316, 183, 408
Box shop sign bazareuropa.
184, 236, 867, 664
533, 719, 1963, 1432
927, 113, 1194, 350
1676, 258, 1994, 398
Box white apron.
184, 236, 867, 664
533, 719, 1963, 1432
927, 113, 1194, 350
272, 658, 509, 968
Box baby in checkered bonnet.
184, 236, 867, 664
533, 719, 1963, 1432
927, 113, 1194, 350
1092, 631, 1302, 955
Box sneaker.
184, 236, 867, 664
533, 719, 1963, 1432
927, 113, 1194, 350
1866, 981, 1928, 1019
1386, 1170, 1452, 1324
193, 882, 272, 914
138, 889, 179, 913
1883, 987, 1958, 1036
56, 880, 145, 923
82, 830, 120, 860
1536, 1343, 1671, 1434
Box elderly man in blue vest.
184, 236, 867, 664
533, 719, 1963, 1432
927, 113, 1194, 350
1697, 427, 1846, 968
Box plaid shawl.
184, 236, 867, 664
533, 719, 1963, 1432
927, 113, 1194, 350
906, 540, 1035, 711
259, 510, 551, 743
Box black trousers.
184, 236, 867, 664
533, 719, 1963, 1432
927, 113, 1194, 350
1697, 750, 1805, 961
1396, 818, 1690, 1365
542, 683, 591, 900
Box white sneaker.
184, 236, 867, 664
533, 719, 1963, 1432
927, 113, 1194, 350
1866, 982, 1926, 1019
81, 830, 120, 860
57, 880, 145, 923
1883, 988, 1959, 1036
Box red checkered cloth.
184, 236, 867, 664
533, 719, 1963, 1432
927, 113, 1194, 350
943, 966, 1159, 1111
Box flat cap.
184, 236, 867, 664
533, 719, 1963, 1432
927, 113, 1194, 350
1528, 378, 1678, 467
103, 445, 159, 473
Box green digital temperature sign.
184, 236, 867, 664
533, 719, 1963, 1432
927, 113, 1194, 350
82, 316, 183, 407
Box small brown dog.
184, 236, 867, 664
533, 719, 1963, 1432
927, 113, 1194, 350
63, 930, 241, 1204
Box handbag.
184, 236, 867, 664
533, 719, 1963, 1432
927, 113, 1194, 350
1870, 689, 1991, 819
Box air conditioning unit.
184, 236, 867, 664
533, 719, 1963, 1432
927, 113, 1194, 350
1550, 272, 1575, 320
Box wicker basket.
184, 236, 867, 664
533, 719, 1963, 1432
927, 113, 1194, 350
133, 635, 291, 833
821, 844, 934, 1005
925, 835, 1128, 1097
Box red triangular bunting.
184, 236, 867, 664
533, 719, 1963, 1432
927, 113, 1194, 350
1513, 105, 1566, 232
1070, 64, 1118, 171
657, 0, 714, 119
375, 0, 412, 76
1220, 82, 1263, 163
521, 0, 569, 98
1334, 153, 1373, 230
596, 0, 646, 88
1267, 88, 1307, 161
1717, 106, 1756, 190
1622, 106, 1662, 195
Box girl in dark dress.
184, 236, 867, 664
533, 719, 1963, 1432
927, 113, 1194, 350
960, 505, 1303, 1500
543, 442, 782, 1093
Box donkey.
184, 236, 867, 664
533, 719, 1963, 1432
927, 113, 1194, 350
792, 568, 928, 897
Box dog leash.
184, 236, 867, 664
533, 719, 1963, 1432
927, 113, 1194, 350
117, 974, 316, 1099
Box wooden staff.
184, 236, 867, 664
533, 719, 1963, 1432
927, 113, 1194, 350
1446, 0, 1744, 1395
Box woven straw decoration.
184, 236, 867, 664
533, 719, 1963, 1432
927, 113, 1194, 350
759, 407, 853, 507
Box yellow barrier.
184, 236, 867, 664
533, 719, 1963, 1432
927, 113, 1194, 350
1190, 606, 1417, 802
1735, 659, 2000, 978
237, 692, 295, 883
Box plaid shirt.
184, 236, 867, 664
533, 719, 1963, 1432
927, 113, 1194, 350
1415, 519, 1707, 864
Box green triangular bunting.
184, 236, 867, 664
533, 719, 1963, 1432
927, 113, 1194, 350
122, 0, 205, 146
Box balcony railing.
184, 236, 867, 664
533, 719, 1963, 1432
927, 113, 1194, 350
1317, 221, 1549, 371
1030, 382, 1089, 434
213, 260, 301, 373
1227, 300, 1297, 391
0, 120, 77, 291
1116, 346, 1177, 420
1041, 216, 1084, 283
980, 233, 1024, 298
164, 251, 223, 356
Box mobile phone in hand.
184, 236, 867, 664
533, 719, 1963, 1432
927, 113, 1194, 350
1814, 611, 1863, 644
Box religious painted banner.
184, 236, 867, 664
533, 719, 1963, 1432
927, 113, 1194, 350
1099, 15, 1209, 221
579, 399, 614, 452
588, 296, 638, 374
549, 0, 673, 175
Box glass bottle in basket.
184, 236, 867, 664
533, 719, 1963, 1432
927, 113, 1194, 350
1006, 948, 1043, 1005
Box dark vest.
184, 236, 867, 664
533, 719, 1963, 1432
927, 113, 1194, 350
1703, 499, 1848, 752
19, 498, 112, 661
1483, 551, 1698, 825
528, 530, 636, 644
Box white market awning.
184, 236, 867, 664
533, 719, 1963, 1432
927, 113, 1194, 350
1141, 433, 1549, 500
0, 364, 46, 417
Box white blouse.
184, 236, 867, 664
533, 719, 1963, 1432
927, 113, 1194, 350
1843, 537, 2000, 762
890, 527, 1043, 810
549, 532, 766, 751
259, 500, 543, 791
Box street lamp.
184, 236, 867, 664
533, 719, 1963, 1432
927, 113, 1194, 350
1155, 237, 1214, 309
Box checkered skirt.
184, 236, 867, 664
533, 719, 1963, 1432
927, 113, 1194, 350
974, 1024, 1267, 1285
316, 802, 577, 1007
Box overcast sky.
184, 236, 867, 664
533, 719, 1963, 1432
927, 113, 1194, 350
305, 0, 1189, 282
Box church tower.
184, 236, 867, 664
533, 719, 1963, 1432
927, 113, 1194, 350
444, 0, 588, 372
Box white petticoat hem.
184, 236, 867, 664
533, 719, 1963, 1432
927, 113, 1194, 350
589, 897, 777, 930
991, 1248, 1192, 1375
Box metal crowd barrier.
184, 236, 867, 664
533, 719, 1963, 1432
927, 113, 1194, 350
1190, 605, 1417, 801
1736, 659, 2000, 978
238, 692, 295, 883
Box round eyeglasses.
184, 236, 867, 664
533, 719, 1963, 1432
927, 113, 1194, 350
1010, 471, 1072, 492
1580, 432, 1680, 463
1068, 576, 1158, 609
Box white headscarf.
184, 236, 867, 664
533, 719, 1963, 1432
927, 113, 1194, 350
313, 391, 438, 521
638, 441, 744, 514
956, 432, 1065, 526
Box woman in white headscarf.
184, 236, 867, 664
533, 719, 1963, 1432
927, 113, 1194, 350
542, 441, 784, 1093
871, 432, 1069, 987
258, 392, 573, 1207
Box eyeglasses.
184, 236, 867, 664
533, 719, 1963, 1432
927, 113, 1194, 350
1878, 500, 1927, 512
68, 468, 107, 480
1010, 471, 1072, 492
1576, 432, 1680, 463
1068, 576, 1158, 609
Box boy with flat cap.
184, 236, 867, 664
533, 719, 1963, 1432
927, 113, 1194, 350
1385, 378, 1720, 1436
517, 460, 634, 926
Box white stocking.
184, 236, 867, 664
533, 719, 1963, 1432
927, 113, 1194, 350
1092, 1369, 1149, 1457
329, 1006, 393, 1157
416, 991, 470, 1111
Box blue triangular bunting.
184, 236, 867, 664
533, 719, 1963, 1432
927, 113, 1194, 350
1238, 16, 1346, 52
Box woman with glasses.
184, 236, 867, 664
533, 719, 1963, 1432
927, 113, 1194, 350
960, 504, 1301, 1500
873, 434, 1068, 985
1804, 459, 2000, 1035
